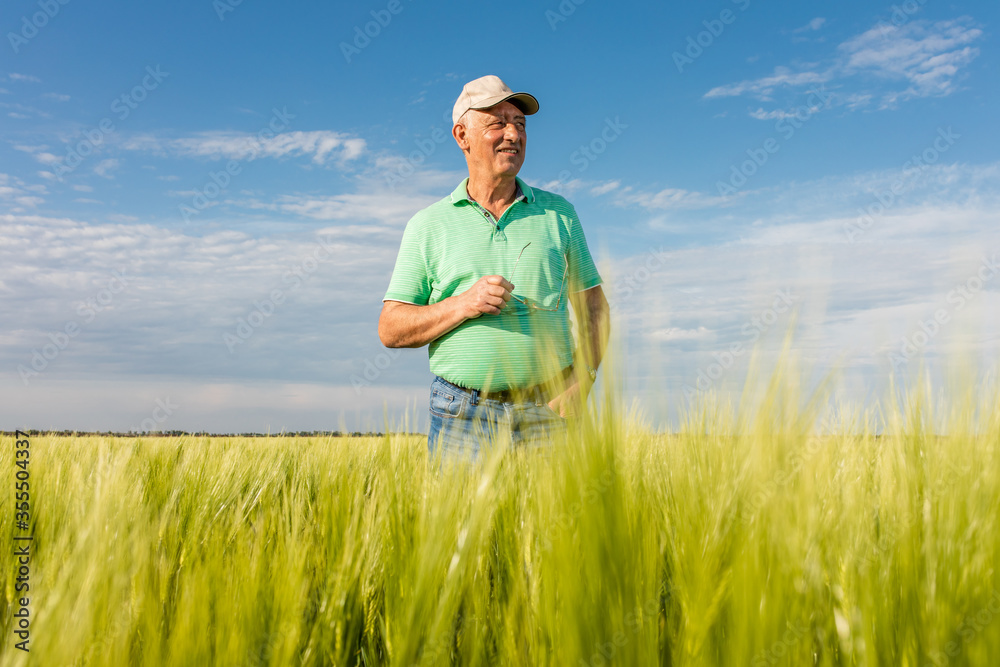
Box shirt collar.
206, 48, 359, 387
449, 176, 535, 205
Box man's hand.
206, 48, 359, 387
547, 379, 581, 418
546, 371, 596, 418
546, 285, 610, 418
379, 276, 515, 348
458, 275, 515, 318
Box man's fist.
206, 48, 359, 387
459, 275, 515, 318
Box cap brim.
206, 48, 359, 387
471, 92, 539, 116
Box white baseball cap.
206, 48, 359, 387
452, 75, 539, 126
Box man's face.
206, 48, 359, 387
458, 101, 527, 178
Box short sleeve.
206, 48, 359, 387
383, 217, 432, 304
565, 204, 602, 293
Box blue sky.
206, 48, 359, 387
2, 0, 999, 432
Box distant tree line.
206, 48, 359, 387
1, 430, 423, 438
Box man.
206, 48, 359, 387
379, 75, 609, 459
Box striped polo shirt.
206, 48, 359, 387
384, 176, 602, 392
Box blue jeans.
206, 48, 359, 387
427, 376, 567, 461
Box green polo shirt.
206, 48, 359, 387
384, 176, 602, 391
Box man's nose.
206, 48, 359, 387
503, 123, 521, 142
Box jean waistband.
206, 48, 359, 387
435, 366, 572, 406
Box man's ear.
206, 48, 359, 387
453, 123, 469, 152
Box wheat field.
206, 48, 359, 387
2, 367, 1000, 666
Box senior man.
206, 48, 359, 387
379, 75, 609, 459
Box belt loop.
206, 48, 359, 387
470, 388, 479, 406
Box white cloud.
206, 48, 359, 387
41, 92, 70, 102
121, 130, 367, 165
8, 73, 41, 83
705, 66, 832, 99
590, 180, 621, 196
604, 190, 1000, 419
0, 375, 423, 433
94, 158, 120, 179
213, 163, 463, 227
793, 17, 826, 33
648, 326, 712, 342
838, 18, 982, 104
526, 176, 626, 199
531, 178, 585, 195
0, 100, 51, 119
603, 162, 999, 253
15, 145, 62, 166
613, 186, 730, 211
748, 107, 797, 121
3, 158, 1000, 430
0, 212, 422, 410
267, 192, 436, 224
706, 18, 983, 113
0, 173, 47, 209
844, 93, 873, 110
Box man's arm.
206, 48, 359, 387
574, 284, 610, 373
548, 284, 610, 417
378, 275, 515, 348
